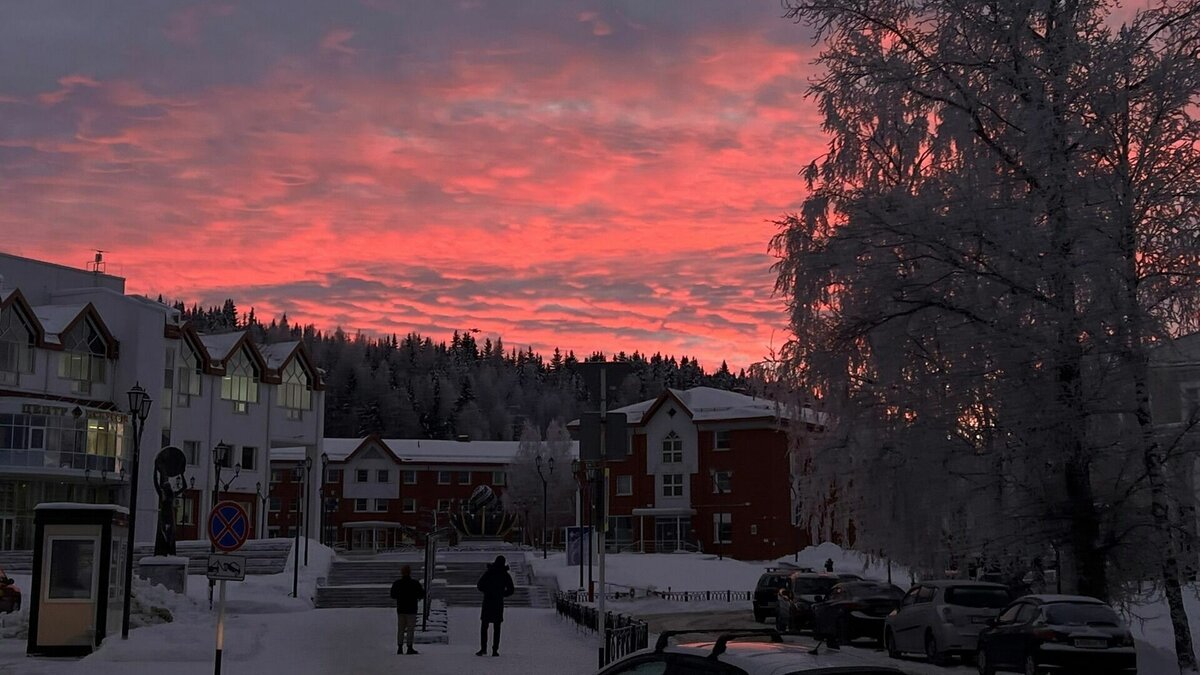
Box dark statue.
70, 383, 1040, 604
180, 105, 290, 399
448, 485, 516, 538
153, 446, 189, 556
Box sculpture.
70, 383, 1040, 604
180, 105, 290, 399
448, 485, 516, 538
153, 446, 188, 556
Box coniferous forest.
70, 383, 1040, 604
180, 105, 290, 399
173, 298, 756, 440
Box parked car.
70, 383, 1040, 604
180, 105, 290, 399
596, 629, 906, 674
775, 572, 846, 633
884, 580, 1010, 665
0, 570, 20, 613
976, 595, 1137, 675
754, 568, 807, 623
812, 580, 905, 647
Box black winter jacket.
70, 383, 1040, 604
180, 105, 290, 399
476, 564, 515, 623
389, 576, 425, 614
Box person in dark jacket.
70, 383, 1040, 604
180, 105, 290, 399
389, 565, 425, 655
475, 555, 515, 656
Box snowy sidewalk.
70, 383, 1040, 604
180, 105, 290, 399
10, 607, 598, 675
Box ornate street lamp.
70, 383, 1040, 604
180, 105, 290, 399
534, 454, 554, 560
291, 456, 311, 597
319, 453, 329, 547
121, 382, 152, 639
304, 456, 313, 565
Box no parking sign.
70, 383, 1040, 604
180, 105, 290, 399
208, 501, 250, 552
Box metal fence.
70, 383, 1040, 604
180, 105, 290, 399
647, 589, 751, 602
554, 591, 649, 668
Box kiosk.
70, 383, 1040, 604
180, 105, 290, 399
26, 503, 128, 657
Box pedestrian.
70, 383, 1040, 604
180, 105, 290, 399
476, 554, 515, 656
389, 565, 425, 655
823, 558, 834, 573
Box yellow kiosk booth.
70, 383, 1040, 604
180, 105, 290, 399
26, 503, 128, 657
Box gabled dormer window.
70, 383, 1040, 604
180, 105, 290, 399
278, 359, 312, 420
220, 348, 259, 414
662, 431, 683, 463
177, 343, 202, 407
58, 317, 107, 394
0, 305, 35, 385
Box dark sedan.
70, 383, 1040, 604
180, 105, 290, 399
775, 572, 844, 633
812, 581, 905, 647
976, 595, 1136, 675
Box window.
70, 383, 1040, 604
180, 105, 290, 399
437, 499, 453, 512
402, 470, 417, 485
220, 348, 259, 413
616, 475, 633, 496
437, 471, 451, 485
178, 498, 196, 526
377, 469, 389, 483
458, 471, 471, 485
996, 603, 1024, 624
48, 538, 96, 600
177, 344, 202, 407
269, 497, 281, 512
270, 469, 283, 483
712, 470, 732, 494
916, 586, 936, 603
326, 468, 342, 484
714, 430, 731, 450
356, 469, 368, 483
163, 348, 175, 391
662, 474, 683, 497
374, 498, 388, 512
403, 498, 417, 513
492, 471, 506, 486
661, 431, 683, 463
0, 305, 35, 385
241, 446, 257, 472
713, 513, 732, 544
749, 524, 758, 535
183, 440, 200, 466
58, 319, 108, 394
354, 498, 369, 512
278, 359, 312, 417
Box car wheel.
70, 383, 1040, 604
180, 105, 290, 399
977, 649, 995, 675
885, 629, 900, 659
925, 632, 948, 667
1024, 654, 1040, 675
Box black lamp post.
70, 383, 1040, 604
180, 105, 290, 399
255, 481, 269, 539
534, 454, 554, 560
304, 456, 313, 566
291, 456, 310, 597
121, 382, 152, 639
319, 453, 328, 547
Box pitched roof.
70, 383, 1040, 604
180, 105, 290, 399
274, 437, 578, 465
601, 386, 824, 426
30, 304, 89, 346
198, 331, 247, 362
258, 341, 301, 369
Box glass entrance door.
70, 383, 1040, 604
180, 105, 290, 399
654, 517, 682, 553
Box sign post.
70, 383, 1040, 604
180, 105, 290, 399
207, 500, 249, 675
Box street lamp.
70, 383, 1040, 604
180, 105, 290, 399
255, 481, 269, 539
209, 442, 236, 609
534, 454, 554, 560
319, 453, 329, 547
291, 456, 311, 597
121, 382, 152, 639
303, 456, 313, 566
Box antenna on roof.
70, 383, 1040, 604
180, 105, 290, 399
88, 250, 107, 275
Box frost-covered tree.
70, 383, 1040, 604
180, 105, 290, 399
773, 0, 1200, 669
501, 420, 577, 549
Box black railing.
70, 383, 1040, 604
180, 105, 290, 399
647, 589, 751, 602
554, 591, 649, 668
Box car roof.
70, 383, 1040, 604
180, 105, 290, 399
1017, 594, 1106, 605
667, 640, 904, 675
789, 572, 842, 579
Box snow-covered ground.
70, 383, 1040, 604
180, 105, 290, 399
1, 539, 1199, 674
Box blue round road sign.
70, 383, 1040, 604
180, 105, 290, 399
208, 501, 250, 552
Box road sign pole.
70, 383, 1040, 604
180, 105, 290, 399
597, 367, 607, 666
214, 579, 226, 675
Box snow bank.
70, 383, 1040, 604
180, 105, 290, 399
531, 550, 765, 595
776, 542, 912, 588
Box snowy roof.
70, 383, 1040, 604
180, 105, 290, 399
258, 341, 301, 369
34, 502, 129, 514
31, 304, 88, 344
273, 438, 578, 465
198, 331, 246, 362
601, 386, 824, 426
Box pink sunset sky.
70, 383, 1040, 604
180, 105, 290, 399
8, 1, 1088, 370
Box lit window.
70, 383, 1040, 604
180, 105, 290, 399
278, 359, 312, 415
220, 348, 259, 412
0, 305, 35, 385
177, 344, 202, 407
58, 318, 108, 393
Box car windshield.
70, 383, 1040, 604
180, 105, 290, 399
758, 575, 789, 589
1045, 603, 1121, 627
793, 578, 838, 595
943, 586, 1010, 608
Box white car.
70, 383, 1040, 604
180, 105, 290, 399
596, 629, 907, 675
883, 580, 1011, 665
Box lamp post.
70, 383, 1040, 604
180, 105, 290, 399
319, 453, 329, 547
121, 382, 152, 639
255, 481, 269, 539
291, 456, 311, 597
534, 454, 554, 560
209, 442, 236, 609
303, 456, 313, 566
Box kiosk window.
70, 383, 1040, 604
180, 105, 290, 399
48, 538, 95, 600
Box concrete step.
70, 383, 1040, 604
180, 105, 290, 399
0, 551, 33, 573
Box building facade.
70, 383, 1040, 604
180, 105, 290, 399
0, 251, 325, 548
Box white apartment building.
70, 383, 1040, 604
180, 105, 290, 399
0, 251, 324, 548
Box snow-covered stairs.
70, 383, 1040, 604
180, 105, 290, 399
315, 554, 550, 609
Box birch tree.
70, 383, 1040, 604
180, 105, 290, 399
772, 1, 1200, 669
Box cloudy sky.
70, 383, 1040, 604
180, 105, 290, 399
0, 1, 826, 369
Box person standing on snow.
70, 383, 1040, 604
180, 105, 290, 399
475, 554, 515, 656
389, 565, 425, 655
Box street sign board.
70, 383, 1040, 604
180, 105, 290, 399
208, 501, 250, 552
604, 413, 627, 460
580, 412, 602, 460
206, 554, 246, 581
